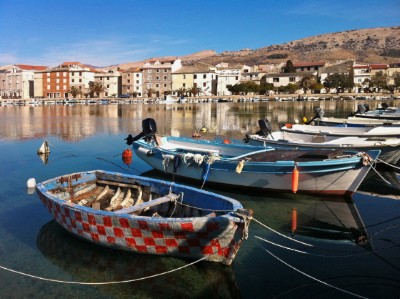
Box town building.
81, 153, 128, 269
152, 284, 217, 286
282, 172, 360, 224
142, 58, 182, 97
93, 70, 122, 97
0, 64, 47, 99
122, 67, 143, 97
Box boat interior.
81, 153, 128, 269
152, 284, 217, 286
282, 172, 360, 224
48, 175, 219, 218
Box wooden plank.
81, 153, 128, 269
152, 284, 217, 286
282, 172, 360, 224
97, 179, 142, 189
115, 194, 179, 214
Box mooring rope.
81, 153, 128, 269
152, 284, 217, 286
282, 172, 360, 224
0, 255, 210, 285
0, 219, 239, 285
377, 158, 400, 171
252, 217, 313, 247
255, 241, 369, 299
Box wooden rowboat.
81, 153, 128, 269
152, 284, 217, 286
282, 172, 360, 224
36, 170, 253, 265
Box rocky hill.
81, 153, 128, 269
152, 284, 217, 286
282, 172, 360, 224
191, 26, 400, 66
112, 26, 400, 70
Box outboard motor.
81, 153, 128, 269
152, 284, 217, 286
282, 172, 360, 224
305, 108, 325, 125
256, 119, 273, 136
125, 118, 158, 145
380, 103, 389, 110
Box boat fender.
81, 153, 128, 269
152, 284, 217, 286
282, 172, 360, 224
223, 139, 232, 144
292, 166, 299, 193
302, 116, 308, 124
291, 208, 297, 234
27, 178, 36, 188
236, 160, 245, 174
137, 147, 152, 156
173, 155, 182, 173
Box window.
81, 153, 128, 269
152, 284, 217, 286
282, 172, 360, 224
203, 74, 206, 79
156, 76, 160, 80
63, 85, 67, 90
47, 78, 50, 83
183, 83, 186, 87
156, 69, 160, 73
107, 84, 110, 88
194, 75, 197, 79
56, 85, 59, 90
56, 72, 60, 77
63, 79, 66, 83
203, 82, 206, 87
164, 84, 167, 87
107, 77, 110, 80
164, 76, 167, 80
183, 75, 186, 79
148, 76, 152, 81
136, 80, 139, 84
156, 84, 159, 88
235, 76, 239, 80
148, 70, 152, 73
289, 77, 295, 82
47, 85, 50, 89
63, 72, 66, 76
136, 74, 139, 77
273, 78, 279, 82
128, 80, 131, 83
79, 72, 82, 76
56, 79, 60, 83
47, 72, 50, 76
79, 79, 82, 82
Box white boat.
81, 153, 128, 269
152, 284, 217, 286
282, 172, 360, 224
353, 104, 400, 120
281, 123, 400, 138
129, 119, 380, 197
315, 117, 400, 127
244, 121, 400, 165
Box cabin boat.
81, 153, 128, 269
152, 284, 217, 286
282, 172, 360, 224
36, 170, 253, 265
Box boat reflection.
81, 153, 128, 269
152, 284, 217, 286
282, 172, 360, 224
36, 221, 241, 298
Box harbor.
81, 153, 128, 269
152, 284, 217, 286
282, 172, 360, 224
0, 100, 399, 298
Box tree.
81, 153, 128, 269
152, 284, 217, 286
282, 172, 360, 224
370, 71, 389, 92
176, 87, 187, 97
299, 75, 317, 93
146, 88, 156, 97
259, 82, 275, 95
283, 60, 296, 73
392, 71, 400, 92
69, 86, 82, 98
88, 81, 107, 98
188, 85, 202, 97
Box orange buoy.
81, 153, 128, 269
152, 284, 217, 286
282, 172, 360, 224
192, 132, 201, 138
292, 166, 299, 193
122, 155, 132, 166
291, 208, 297, 233
223, 139, 232, 144
122, 148, 132, 158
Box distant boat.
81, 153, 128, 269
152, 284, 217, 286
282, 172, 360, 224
281, 124, 400, 138
36, 170, 253, 265
244, 119, 400, 165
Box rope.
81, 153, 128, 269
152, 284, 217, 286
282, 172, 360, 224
255, 241, 369, 299
0, 255, 210, 285
252, 217, 313, 247
377, 158, 400, 170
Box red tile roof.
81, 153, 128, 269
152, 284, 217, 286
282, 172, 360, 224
15, 64, 48, 70
369, 64, 388, 69
293, 62, 325, 67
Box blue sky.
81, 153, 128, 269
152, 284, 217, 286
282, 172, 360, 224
0, 0, 399, 67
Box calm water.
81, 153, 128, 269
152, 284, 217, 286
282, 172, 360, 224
0, 100, 399, 299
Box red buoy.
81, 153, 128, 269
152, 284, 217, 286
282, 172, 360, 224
223, 139, 232, 144
291, 208, 297, 233
292, 166, 299, 193
122, 148, 132, 158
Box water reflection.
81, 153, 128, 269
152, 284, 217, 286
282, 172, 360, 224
1, 100, 397, 141
37, 221, 241, 299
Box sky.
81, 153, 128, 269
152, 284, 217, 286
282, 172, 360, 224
0, 0, 399, 67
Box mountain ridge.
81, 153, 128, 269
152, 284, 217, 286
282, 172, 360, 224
112, 26, 400, 70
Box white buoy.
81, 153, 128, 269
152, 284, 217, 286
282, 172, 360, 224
37, 140, 50, 154
27, 178, 36, 188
